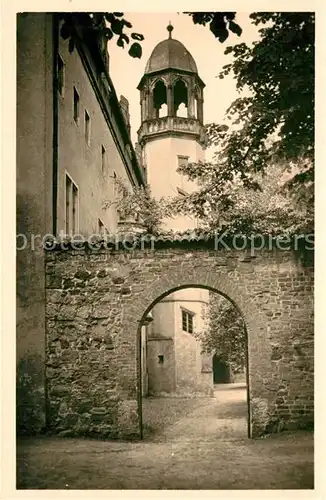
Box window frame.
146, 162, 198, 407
177, 155, 189, 168
181, 308, 195, 334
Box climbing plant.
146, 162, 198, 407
103, 175, 170, 234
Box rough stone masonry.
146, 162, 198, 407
44, 236, 314, 438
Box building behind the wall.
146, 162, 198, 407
146, 288, 213, 396
16, 12, 145, 435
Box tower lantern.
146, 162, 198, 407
137, 25, 205, 146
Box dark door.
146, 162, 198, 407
213, 354, 230, 383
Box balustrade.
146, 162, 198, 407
138, 116, 203, 143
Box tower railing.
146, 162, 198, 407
138, 116, 203, 143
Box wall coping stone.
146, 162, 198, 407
43, 231, 314, 253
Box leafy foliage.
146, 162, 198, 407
218, 13, 314, 182
103, 153, 314, 239
59, 11, 242, 60
103, 176, 169, 234
185, 12, 242, 42
198, 295, 246, 373
59, 12, 144, 58
169, 155, 314, 236
184, 13, 314, 183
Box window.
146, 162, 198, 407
58, 55, 65, 96
85, 110, 91, 145
101, 145, 106, 173
113, 171, 117, 196
182, 309, 194, 334
177, 156, 189, 190
153, 79, 167, 119
173, 79, 188, 117
73, 87, 80, 124
65, 174, 78, 235
177, 155, 189, 169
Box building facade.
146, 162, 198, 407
16, 13, 144, 434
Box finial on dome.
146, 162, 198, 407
167, 22, 173, 39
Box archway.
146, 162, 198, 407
153, 80, 167, 118
119, 258, 280, 441
136, 284, 251, 440
174, 79, 188, 117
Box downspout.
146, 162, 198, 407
52, 13, 59, 236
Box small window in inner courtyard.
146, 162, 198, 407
58, 55, 65, 96
158, 355, 164, 364
182, 309, 194, 334
85, 110, 91, 145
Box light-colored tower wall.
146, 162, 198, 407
143, 136, 204, 231
144, 137, 204, 198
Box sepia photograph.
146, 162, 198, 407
14, 9, 314, 491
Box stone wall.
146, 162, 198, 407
44, 241, 314, 438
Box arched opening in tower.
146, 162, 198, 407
174, 80, 188, 118
153, 80, 167, 119
194, 98, 198, 120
